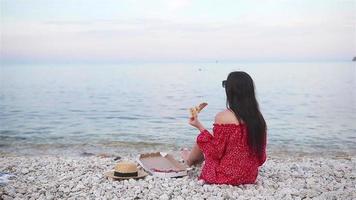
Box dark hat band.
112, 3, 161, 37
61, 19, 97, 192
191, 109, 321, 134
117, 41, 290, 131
114, 171, 138, 177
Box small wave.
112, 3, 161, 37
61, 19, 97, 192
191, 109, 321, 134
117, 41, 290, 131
0, 130, 16, 134
23, 130, 51, 134
0, 135, 27, 140
68, 109, 85, 113
0, 144, 10, 147
162, 116, 176, 120
148, 120, 163, 123
116, 116, 140, 120
132, 114, 150, 118
89, 116, 142, 120
68, 123, 81, 127
33, 126, 53, 130
108, 110, 123, 113
306, 115, 318, 119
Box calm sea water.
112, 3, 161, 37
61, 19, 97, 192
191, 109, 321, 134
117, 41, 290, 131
0, 62, 355, 155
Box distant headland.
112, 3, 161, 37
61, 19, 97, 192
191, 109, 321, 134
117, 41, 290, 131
353, 57, 356, 61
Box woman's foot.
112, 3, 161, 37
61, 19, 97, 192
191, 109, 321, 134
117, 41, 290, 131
180, 148, 193, 166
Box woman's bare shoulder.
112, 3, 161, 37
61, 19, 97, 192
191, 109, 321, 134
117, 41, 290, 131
214, 109, 239, 124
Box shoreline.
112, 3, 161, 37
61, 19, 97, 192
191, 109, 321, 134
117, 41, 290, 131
1, 152, 355, 199
1, 145, 355, 158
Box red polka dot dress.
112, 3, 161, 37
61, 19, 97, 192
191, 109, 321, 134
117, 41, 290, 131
196, 123, 266, 185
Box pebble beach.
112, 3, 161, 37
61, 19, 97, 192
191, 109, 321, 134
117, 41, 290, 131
1, 152, 355, 200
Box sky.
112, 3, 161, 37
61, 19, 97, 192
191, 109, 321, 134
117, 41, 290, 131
0, 0, 355, 63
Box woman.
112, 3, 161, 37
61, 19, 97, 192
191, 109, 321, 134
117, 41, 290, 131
182, 71, 267, 185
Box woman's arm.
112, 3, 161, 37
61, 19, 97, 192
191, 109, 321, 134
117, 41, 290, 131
189, 113, 229, 160
188, 116, 206, 132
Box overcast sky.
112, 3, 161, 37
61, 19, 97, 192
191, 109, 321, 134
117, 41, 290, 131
1, 0, 355, 63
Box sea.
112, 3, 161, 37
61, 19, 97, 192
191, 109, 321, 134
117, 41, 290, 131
0, 61, 355, 156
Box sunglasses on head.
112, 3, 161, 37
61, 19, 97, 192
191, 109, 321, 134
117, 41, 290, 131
222, 80, 226, 88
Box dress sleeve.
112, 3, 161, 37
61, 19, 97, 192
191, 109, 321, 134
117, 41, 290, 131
196, 127, 228, 160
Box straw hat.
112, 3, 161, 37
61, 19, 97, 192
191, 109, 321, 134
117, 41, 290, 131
105, 161, 148, 180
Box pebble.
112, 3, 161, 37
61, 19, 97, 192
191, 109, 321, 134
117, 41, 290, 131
113, 156, 121, 161
0, 154, 354, 200
189, 180, 195, 187
181, 188, 189, 194
175, 195, 184, 200
159, 193, 169, 200
27, 176, 35, 182
6, 188, 16, 196
197, 180, 204, 185
46, 194, 54, 200
21, 169, 29, 174
2, 195, 12, 200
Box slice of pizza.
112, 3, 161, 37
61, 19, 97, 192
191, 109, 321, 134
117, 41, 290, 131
189, 102, 208, 119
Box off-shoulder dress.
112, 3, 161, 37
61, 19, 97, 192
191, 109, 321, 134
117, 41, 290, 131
196, 123, 266, 185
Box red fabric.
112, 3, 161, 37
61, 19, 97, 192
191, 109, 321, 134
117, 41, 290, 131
196, 123, 266, 185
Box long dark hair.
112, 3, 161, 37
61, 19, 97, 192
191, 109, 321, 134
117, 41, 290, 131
225, 71, 266, 160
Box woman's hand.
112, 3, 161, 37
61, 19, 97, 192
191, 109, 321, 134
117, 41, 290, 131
189, 116, 206, 132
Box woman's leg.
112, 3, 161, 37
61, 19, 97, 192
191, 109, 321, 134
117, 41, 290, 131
181, 143, 205, 166
189, 143, 205, 165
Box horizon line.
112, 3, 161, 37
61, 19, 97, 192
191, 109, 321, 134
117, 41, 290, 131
1, 58, 354, 65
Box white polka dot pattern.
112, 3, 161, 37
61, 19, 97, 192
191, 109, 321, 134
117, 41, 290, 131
196, 123, 267, 185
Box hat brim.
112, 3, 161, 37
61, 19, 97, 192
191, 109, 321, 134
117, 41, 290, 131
104, 170, 148, 180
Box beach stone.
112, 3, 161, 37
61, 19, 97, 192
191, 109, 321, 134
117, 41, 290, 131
159, 193, 169, 200
189, 180, 195, 187
63, 187, 70, 194
175, 196, 184, 200
96, 189, 103, 197
17, 188, 27, 194
113, 156, 121, 161
6, 187, 16, 196
21, 168, 29, 174
173, 190, 181, 196
14, 193, 25, 200
46, 194, 54, 200
27, 176, 35, 182
106, 184, 113, 190
181, 188, 188, 194
68, 182, 74, 190
31, 192, 40, 199
2, 195, 13, 200
73, 182, 85, 191
197, 180, 204, 185
202, 184, 211, 192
